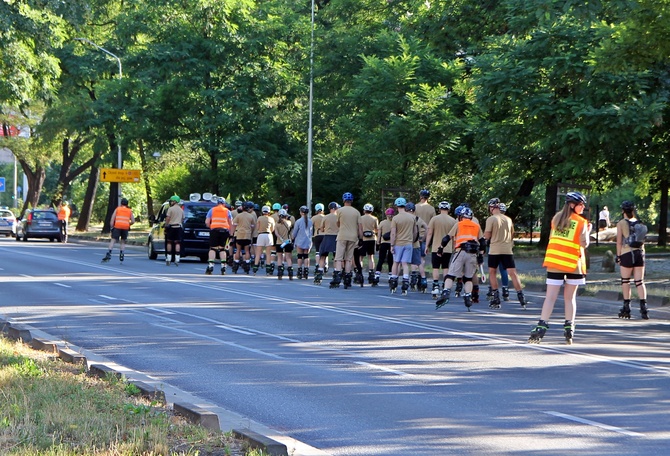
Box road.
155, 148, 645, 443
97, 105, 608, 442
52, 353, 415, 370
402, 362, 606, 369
1, 238, 669, 455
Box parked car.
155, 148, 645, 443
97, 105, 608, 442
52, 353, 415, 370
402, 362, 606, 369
15, 209, 63, 242
0, 207, 17, 237
147, 196, 216, 262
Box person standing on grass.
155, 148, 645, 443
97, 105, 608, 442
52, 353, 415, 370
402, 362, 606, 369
528, 192, 591, 345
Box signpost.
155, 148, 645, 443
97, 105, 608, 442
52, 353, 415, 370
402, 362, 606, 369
0, 177, 5, 192
100, 168, 141, 183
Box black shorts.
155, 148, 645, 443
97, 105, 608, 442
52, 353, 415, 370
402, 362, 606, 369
313, 235, 324, 252
488, 254, 516, 270
111, 228, 129, 241
236, 238, 252, 248
319, 235, 337, 255
432, 252, 451, 269
620, 249, 644, 268
209, 228, 230, 248
598, 219, 608, 229
275, 243, 294, 253
360, 240, 376, 256
165, 225, 183, 242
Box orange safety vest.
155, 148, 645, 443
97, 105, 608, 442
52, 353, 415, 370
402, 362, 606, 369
454, 219, 480, 249
543, 214, 586, 273
210, 205, 231, 230
114, 206, 132, 230
58, 206, 71, 221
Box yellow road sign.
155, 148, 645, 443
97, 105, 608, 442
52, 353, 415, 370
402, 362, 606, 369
100, 168, 141, 183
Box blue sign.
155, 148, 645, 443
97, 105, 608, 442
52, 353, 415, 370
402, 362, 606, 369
0, 177, 5, 192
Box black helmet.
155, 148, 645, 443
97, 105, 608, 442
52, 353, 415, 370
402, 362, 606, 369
621, 200, 636, 211
419, 189, 430, 199
565, 191, 586, 205
328, 202, 338, 210
488, 198, 500, 208
120, 198, 129, 206
243, 201, 254, 210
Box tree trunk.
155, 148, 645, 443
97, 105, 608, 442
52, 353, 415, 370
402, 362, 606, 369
539, 183, 558, 248
18, 160, 46, 217
659, 178, 668, 246
102, 134, 121, 234
75, 165, 100, 232
138, 140, 155, 218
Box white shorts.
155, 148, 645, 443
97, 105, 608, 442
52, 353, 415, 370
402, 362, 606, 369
256, 233, 273, 247
546, 272, 586, 286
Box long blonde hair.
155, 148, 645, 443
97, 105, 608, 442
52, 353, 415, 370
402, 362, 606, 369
552, 203, 575, 231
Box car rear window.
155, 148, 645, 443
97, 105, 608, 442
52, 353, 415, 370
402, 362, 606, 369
33, 211, 58, 220
0, 210, 13, 218
184, 205, 213, 226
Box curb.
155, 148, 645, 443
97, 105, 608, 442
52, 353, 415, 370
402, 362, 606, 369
0, 321, 289, 456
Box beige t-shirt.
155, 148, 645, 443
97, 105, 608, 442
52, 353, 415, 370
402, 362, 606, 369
359, 213, 379, 240
257, 215, 275, 233
323, 212, 339, 235
336, 205, 361, 242
165, 204, 184, 226
274, 218, 292, 243
311, 213, 326, 235
392, 211, 416, 246
378, 219, 392, 245
413, 216, 428, 248
232, 211, 255, 240
428, 213, 456, 252
485, 213, 515, 255
415, 202, 435, 227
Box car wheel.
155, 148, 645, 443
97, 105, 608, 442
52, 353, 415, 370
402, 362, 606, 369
148, 240, 158, 260
200, 255, 208, 263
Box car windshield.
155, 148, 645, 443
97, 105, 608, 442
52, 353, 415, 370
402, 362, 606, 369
0, 210, 13, 218
33, 211, 57, 220
184, 205, 212, 226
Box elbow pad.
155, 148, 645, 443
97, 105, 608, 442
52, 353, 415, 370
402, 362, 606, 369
479, 237, 487, 251
441, 235, 451, 248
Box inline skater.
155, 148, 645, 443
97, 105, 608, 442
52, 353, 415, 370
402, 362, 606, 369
426, 201, 456, 298
616, 200, 649, 320
315, 202, 338, 284
253, 206, 275, 274
102, 198, 135, 263
311, 203, 326, 274
164, 195, 185, 266
332, 192, 361, 289
406, 202, 428, 292
359, 203, 379, 285
293, 205, 313, 279
390, 197, 417, 295
204, 197, 233, 274
274, 209, 293, 279
375, 208, 395, 284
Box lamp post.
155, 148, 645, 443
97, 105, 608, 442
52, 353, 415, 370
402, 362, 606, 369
75, 38, 123, 204
306, 0, 315, 211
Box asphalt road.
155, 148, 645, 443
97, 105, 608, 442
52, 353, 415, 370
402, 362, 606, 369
1, 238, 669, 455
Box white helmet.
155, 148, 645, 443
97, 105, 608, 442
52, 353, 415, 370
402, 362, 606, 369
363, 203, 374, 212
438, 201, 451, 210
278, 209, 288, 217
261, 205, 271, 213
315, 203, 324, 212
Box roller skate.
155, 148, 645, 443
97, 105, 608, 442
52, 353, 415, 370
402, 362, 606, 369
232, 261, 240, 274
528, 320, 548, 344
314, 269, 323, 285
242, 261, 251, 274
401, 278, 410, 295
343, 272, 353, 289
435, 288, 451, 310
220, 264, 226, 275
265, 263, 274, 276
618, 300, 631, 319
252, 264, 259, 275
410, 271, 419, 292
302, 268, 309, 281
418, 277, 428, 293
355, 269, 364, 287
486, 286, 493, 301
489, 289, 501, 309
517, 290, 528, 310
269, 262, 276, 276
277, 264, 285, 280
502, 286, 510, 302
297, 267, 303, 280
102, 251, 112, 263
564, 320, 574, 345
368, 270, 376, 286
431, 281, 441, 300
372, 271, 380, 286
454, 279, 463, 298
288, 266, 294, 280
640, 299, 649, 320
389, 276, 398, 294
463, 293, 473, 311
329, 271, 342, 288
205, 264, 214, 275
259, 255, 266, 269
472, 285, 480, 304
119, 252, 124, 263
166, 256, 171, 267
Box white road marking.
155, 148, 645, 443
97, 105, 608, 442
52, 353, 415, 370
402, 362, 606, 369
544, 411, 645, 437
54, 283, 71, 288
98, 295, 118, 300
216, 324, 255, 335
147, 307, 175, 315
354, 361, 413, 377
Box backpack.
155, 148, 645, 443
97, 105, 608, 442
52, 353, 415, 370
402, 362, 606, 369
625, 220, 647, 248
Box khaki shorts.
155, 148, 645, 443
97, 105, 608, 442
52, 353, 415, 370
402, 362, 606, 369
448, 250, 478, 278
335, 239, 357, 262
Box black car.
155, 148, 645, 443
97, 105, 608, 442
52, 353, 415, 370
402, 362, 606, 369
15, 209, 63, 242
147, 198, 216, 262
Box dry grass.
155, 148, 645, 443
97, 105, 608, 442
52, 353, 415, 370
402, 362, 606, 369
0, 336, 262, 456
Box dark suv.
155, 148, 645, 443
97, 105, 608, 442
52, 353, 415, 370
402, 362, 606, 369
15, 209, 63, 242
147, 198, 215, 262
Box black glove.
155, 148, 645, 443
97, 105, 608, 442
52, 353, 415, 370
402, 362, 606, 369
437, 246, 443, 256
477, 254, 484, 265
615, 255, 621, 264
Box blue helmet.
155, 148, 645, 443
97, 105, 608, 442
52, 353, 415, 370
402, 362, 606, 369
272, 203, 281, 211
328, 202, 338, 210
454, 205, 465, 217
566, 192, 587, 205
342, 192, 354, 202
315, 203, 324, 212
395, 197, 407, 207
419, 189, 430, 199
406, 202, 416, 212
461, 207, 474, 219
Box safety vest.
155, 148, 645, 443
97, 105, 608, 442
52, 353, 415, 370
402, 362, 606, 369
58, 206, 71, 221
210, 205, 231, 230
543, 214, 586, 273
454, 219, 480, 248
114, 206, 132, 230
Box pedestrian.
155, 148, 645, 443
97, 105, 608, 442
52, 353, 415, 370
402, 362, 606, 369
389, 197, 417, 295
598, 206, 610, 231
358, 203, 379, 285
57, 200, 71, 243
375, 208, 395, 280
254, 205, 276, 275
484, 198, 528, 309
528, 191, 591, 344
331, 192, 361, 289
205, 197, 233, 275
164, 195, 185, 266
314, 202, 339, 284
292, 205, 313, 279
435, 206, 486, 311
616, 200, 648, 320
425, 201, 456, 298
311, 203, 326, 275
102, 198, 135, 263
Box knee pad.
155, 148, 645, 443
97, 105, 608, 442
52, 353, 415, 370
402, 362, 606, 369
621, 277, 630, 285
634, 279, 644, 288
463, 277, 473, 283
445, 275, 456, 281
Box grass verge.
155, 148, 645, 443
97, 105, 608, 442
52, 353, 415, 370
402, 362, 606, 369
0, 336, 262, 455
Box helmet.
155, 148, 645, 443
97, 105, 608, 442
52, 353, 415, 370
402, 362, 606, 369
406, 202, 416, 212
254, 203, 260, 211
394, 197, 407, 207
272, 203, 281, 211
120, 198, 129, 206
385, 208, 395, 216
217, 197, 226, 205
438, 201, 451, 210
244, 201, 254, 210
488, 197, 500, 208
328, 202, 338, 210
62, 201, 69, 206
283, 204, 289, 210
461, 207, 474, 219
454, 205, 465, 217
261, 205, 271, 213
419, 189, 430, 199
315, 203, 324, 212
299, 205, 309, 214
278, 209, 288, 217
235, 200, 243, 207
621, 200, 636, 211
170, 195, 180, 203
363, 203, 374, 212
498, 203, 507, 213
342, 192, 354, 202
565, 191, 587, 205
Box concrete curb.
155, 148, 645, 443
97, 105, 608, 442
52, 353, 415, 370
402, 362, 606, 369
0, 320, 290, 455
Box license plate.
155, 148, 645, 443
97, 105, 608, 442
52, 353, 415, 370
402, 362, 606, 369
0, 221, 7, 226
197, 231, 210, 237
38, 222, 53, 227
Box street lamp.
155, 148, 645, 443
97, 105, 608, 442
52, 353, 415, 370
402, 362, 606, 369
306, 0, 315, 211
74, 37, 123, 203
